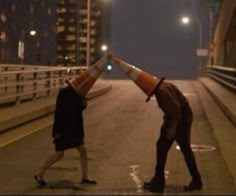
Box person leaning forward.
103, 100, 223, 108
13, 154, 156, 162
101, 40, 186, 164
144, 79, 202, 193
34, 84, 97, 186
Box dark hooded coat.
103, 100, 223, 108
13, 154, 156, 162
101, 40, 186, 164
52, 85, 87, 151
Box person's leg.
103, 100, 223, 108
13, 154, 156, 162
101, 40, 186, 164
144, 128, 174, 193
154, 135, 173, 182
76, 145, 96, 184
176, 109, 202, 190
177, 137, 201, 180
35, 151, 64, 183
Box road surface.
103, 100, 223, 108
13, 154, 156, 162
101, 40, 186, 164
0, 80, 235, 195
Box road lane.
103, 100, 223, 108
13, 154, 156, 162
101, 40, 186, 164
0, 80, 235, 195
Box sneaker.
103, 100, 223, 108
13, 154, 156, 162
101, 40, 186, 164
184, 178, 202, 191
81, 178, 97, 185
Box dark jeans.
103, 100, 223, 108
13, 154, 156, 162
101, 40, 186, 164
154, 105, 201, 183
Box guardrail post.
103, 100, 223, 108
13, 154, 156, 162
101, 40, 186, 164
4, 75, 8, 93
46, 71, 51, 96
15, 73, 21, 105
59, 70, 64, 89
33, 72, 37, 100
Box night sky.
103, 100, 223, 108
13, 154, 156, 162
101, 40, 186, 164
110, 0, 211, 80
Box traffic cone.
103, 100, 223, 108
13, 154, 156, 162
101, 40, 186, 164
66, 55, 108, 97
112, 56, 165, 102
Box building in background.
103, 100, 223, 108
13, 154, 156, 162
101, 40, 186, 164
0, 0, 112, 66
0, 0, 57, 65
56, 0, 112, 66
212, 0, 236, 67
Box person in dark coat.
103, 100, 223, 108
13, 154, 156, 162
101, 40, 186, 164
144, 79, 202, 193
34, 85, 96, 186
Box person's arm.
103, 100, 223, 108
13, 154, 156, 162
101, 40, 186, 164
158, 92, 181, 140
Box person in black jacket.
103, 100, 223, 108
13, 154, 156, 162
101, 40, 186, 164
34, 85, 96, 186
144, 80, 202, 193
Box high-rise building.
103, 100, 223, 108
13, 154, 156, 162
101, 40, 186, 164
0, 0, 57, 65
56, 0, 112, 66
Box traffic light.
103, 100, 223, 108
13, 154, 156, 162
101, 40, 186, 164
104, 63, 113, 73
106, 64, 113, 71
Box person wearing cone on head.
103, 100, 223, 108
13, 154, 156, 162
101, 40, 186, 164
143, 79, 202, 193
34, 54, 110, 186
33, 53, 111, 187
34, 84, 97, 186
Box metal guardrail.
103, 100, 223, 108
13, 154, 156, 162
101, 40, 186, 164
0, 65, 87, 105
0, 64, 51, 71
204, 65, 236, 93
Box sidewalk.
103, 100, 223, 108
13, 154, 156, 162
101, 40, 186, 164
0, 79, 112, 133
196, 77, 236, 188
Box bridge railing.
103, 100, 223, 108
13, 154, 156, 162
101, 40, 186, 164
203, 65, 236, 93
0, 65, 87, 105
0, 64, 51, 71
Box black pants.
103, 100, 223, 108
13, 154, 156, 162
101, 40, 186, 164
154, 105, 201, 182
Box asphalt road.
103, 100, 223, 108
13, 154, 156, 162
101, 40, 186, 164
0, 80, 235, 195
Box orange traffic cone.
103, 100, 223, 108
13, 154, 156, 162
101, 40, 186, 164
66, 55, 108, 97
112, 56, 165, 102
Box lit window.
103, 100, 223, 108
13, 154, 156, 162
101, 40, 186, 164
0, 32, 7, 42
47, 8, 52, 15
36, 41, 40, 47
0, 13, 7, 23
11, 4, 16, 13
30, 4, 34, 14
30, 30, 36, 36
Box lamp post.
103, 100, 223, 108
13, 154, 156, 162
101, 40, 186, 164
86, 0, 91, 67
181, 16, 203, 74
197, 20, 203, 73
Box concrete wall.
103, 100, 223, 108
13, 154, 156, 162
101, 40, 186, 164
213, 0, 236, 67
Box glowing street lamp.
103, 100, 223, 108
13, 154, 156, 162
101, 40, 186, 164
29, 30, 36, 36
180, 16, 203, 74
101, 44, 108, 52
87, 0, 111, 67
181, 16, 190, 25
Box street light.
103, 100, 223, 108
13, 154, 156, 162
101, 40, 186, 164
101, 44, 108, 52
181, 16, 190, 25
86, 0, 111, 67
29, 30, 36, 36
181, 16, 203, 74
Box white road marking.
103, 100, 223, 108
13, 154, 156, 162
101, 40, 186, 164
129, 165, 143, 193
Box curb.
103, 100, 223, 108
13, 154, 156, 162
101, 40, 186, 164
196, 79, 236, 189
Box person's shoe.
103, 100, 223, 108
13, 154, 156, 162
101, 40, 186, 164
34, 175, 46, 186
81, 178, 97, 185
143, 177, 165, 193
184, 178, 202, 191
148, 184, 165, 194
143, 178, 155, 188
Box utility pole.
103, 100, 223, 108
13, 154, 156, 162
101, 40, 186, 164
86, 0, 91, 67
